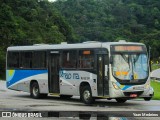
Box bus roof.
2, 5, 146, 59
7, 41, 145, 51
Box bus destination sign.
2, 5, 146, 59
113, 45, 144, 52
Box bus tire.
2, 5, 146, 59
81, 86, 95, 104
144, 97, 152, 101
30, 82, 41, 99
116, 98, 127, 103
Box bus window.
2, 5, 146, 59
7, 52, 19, 69
20, 52, 32, 68
32, 51, 46, 68
78, 50, 94, 69
62, 50, 77, 68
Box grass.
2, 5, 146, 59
150, 64, 160, 100
151, 64, 160, 71
151, 80, 160, 100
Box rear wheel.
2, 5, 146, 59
116, 98, 127, 103
80, 86, 95, 104
30, 82, 47, 99
30, 82, 40, 99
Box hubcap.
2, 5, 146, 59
83, 90, 90, 101
33, 86, 38, 96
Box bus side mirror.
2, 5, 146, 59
110, 56, 113, 64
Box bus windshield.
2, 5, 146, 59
112, 53, 148, 80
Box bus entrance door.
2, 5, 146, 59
49, 52, 60, 94
97, 54, 109, 96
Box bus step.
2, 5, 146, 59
49, 93, 60, 96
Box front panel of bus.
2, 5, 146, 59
109, 45, 153, 98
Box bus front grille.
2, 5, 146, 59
123, 91, 144, 97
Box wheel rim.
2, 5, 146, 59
83, 90, 90, 102
33, 85, 39, 96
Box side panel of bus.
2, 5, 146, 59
48, 48, 110, 97
6, 51, 49, 94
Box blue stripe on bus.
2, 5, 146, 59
116, 82, 132, 90
6, 69, 48, 87
122, 85, 132, 90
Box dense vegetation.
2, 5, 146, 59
54, 0, 160, 59
0, 0, 74, 78
0, 0, 160, 78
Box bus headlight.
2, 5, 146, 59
112, 82, 120, 90
145, 82, 150, 89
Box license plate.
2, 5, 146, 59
133, 86, 144, 90
130, 94, 137, 97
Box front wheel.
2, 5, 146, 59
144, 97, 152, 101
116, 98, 127, 103
80, 86, 95, 104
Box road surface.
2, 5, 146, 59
0, 80, 160, 120
151, 69, 160, 80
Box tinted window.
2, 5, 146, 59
62, 50, 77, 68
32, 51, 46, 68
7, 52, 19, 68
20, 52, 32, 68
78, 50, 94, 69
8, 51, 46, 69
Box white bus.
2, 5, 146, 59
6, 41, 154, 104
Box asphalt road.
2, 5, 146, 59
0, 80, 160, 120
151, 69, 160, 79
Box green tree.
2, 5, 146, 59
0, 0, 75, 78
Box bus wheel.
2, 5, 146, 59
144, 97, 152, 101
81, 86, 95, 104
30, 82, 40, 99
116, 98, 127, 103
